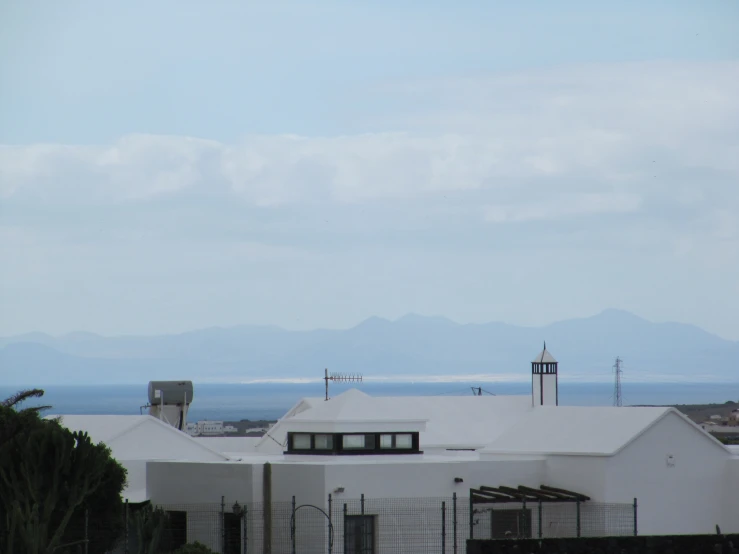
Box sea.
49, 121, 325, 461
2, 381, 738, 422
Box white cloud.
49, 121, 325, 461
484, 192, 643, 223
1, 61, 737, 243
1, 62, 737, 214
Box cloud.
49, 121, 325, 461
484, 192, 643, 223
1, 61, 737, 246
1, 62, 737, 219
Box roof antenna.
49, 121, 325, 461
324, 368, 363, 401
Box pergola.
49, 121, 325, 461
470, 484, 590, 504
469, 485, 591, 539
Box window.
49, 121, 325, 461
343, 434, 375, 449
286, 432, 419, 455
395, 434, 412, 448
314, 434, 333, 449
379, 433, 413, 449
164, 511, 187, 550
292, 433, 311, 450
345, 515, 376, 554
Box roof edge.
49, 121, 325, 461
142, 416, 231, 461
611, 408, 731, 457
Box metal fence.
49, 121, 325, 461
101, 494, 636, 554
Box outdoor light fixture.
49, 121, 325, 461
232, 501, 242, 515
333, 486, 345, 493
454, 477, 464, 483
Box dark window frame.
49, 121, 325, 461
285, 432, 421, 455
344, 514, 377, 554
164, 510, 187, 550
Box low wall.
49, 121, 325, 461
467, 534, 739, 554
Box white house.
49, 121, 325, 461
47, 414, 229, 503
55, 346, 739, 552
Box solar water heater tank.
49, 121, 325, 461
148, 380, 194, 405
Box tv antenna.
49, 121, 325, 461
613, 357, 623, 407
324, 368, 363, 401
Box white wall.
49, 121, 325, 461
545, 455, 608, 501
271, 463, 327, 506
544, 456, 610, 537
147, 461, 253, 505
604, 412, 729, 535
532, 373, 557, 407
147, 461, 254, 554
722, 457, 739, 533
321, 457, 545, 500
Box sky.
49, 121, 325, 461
1, 1, 738, 340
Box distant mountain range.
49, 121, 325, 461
1, 309, 737, 385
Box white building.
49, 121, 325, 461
48, 414, 229, 503
185, 420, 228, 436
55, 346, 739, 551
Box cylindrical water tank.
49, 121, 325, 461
148, 381, 194, 405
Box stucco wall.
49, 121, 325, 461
605, 412, 729, 536
544, 456, 611, 537
270, 462, 327, 506
146, 461, 253, 553
545, 455, 608, 501
147, 461, 253, 505
722, 457, 739, 533
319, 458, 545, 500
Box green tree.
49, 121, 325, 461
0, 391, 127, 554
1, 388, 51, 413
129, 504, 169, 554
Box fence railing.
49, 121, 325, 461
99, 494, 636, 554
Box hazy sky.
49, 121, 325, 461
1, 1, 738, 339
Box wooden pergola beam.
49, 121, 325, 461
470, 484, 591, 504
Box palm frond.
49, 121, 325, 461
24, 405, 53, 414
2, 389, 46, 409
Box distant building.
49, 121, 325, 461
185, 420, 225, 436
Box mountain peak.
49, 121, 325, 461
395, 313, 458, 326
592, 309, 648, 323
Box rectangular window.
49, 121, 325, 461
345, 515, 376, 554
343, 434, 366, 449
314, 434, 333, 450
395, 434, 412, 448
292, 434, 311, 450
164, 511, 187, 550
379, 433, 413, 449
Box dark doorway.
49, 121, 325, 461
165, 510, 187, 550
345, 515, 376, 554
224, 512, 242, 554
